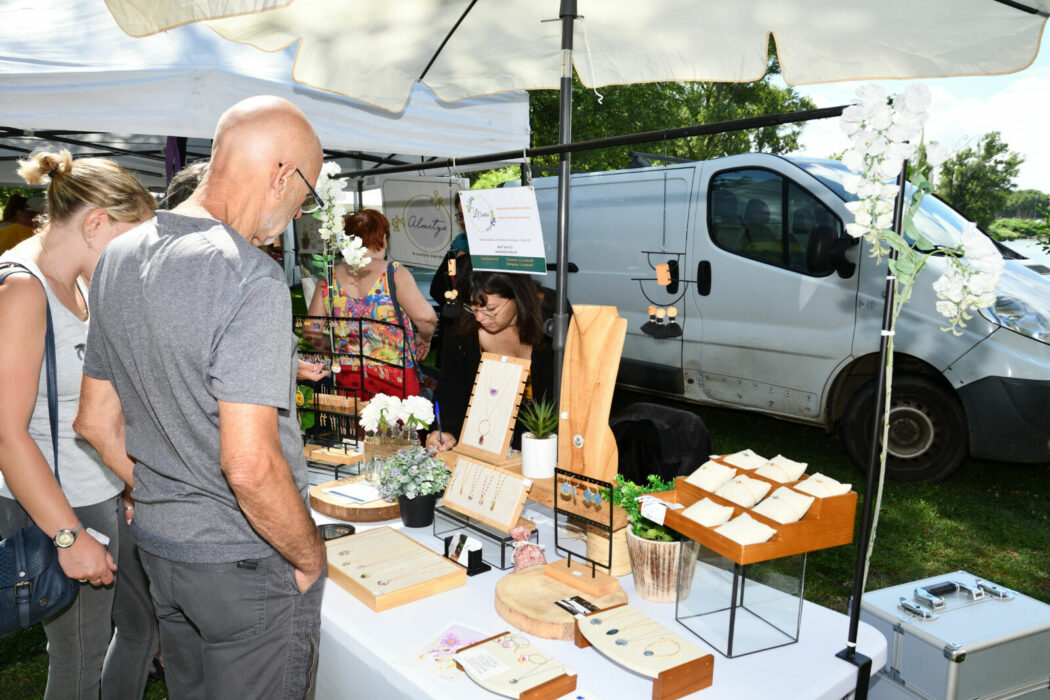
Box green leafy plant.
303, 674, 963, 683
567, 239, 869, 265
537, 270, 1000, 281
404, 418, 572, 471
608, 474, 679, 542
519, 395, 559, 439
378, 446, 451, 500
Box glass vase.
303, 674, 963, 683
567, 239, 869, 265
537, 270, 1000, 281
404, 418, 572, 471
364, 425, 418, 464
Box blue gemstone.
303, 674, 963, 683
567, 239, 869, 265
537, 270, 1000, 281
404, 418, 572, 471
606, 628, 618, 635
615, 638, 629, 646
644, 650, 654, 656
589, 618, 601, 625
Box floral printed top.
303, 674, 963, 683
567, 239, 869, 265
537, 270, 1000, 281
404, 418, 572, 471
323, 262, 416, 378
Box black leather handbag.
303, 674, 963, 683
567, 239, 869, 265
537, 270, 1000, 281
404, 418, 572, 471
0, 262, 79, 637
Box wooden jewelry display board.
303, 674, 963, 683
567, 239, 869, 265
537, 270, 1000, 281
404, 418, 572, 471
453, 632, 576, 700
575, 604, 714, 700
454, 353, 530, 466
442, 456, 532, 533
557, 306, 625, 483
326, 527, 465, 611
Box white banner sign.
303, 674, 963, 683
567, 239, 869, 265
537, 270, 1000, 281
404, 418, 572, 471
382, 177, 465, 269
462, 186, 546, 275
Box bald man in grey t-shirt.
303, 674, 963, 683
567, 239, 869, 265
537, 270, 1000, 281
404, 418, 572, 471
75, 96, 327, 699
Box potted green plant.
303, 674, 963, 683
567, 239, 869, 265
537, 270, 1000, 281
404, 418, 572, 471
612, 474, 693, 602
519, 395, 559, 479
377, 446, 451, 527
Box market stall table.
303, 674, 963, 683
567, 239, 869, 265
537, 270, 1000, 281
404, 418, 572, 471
312, 504, 886, 699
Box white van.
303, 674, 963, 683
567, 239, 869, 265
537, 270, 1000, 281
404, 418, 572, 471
525, 155, 1050, 482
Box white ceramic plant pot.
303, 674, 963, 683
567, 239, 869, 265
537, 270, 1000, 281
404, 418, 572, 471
521, 433, 558, 479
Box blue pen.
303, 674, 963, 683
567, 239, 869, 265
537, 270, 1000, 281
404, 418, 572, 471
435, 402, 444, 447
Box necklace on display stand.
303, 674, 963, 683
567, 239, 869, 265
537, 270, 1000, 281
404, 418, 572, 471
477, 471, 496, 507
475, 362, 519, 447
466, 464, 484, 500
489, 474, 508, 511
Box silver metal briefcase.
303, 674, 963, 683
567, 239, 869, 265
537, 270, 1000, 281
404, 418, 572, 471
858, 571, 1050, 700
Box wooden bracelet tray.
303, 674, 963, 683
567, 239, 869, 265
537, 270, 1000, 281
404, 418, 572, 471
574, 604, 713, 700
310, 475, 400, 522
656, 472, 857, 565
453, 632, 577, 700
326, 527, 465, 612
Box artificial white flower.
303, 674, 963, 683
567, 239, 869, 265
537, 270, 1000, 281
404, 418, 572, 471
925, 142, 949, 167
902, 83, 932, 113
398, 395, 435, 431
360, 393, 403, 432
856, 84, 887, 109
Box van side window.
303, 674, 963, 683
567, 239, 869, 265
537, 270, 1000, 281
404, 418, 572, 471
709, 169, 843, 276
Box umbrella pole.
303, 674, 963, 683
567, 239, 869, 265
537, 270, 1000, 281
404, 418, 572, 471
551, 0, 577, 401
836, 161, 909, 700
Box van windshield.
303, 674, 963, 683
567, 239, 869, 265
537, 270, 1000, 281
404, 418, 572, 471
793, 158, 971, 250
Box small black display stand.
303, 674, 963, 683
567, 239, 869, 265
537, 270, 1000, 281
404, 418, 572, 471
433, 505, 538, 570
552, 468, 615, 572
443, 535, 491, 576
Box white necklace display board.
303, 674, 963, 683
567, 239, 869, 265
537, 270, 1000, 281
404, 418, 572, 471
453, 632, 576, 699
455, 353, 529, 466
326, 527, 466, 611
575, 604, 714, 699
443, 457, 532, 533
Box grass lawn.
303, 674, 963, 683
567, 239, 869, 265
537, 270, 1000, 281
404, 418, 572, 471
4, 388, 1046, 696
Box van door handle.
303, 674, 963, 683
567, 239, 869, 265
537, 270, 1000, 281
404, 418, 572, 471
546, 262, 579, 273
697, 260, 712, 296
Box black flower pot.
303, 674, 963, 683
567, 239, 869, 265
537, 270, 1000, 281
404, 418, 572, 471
398, 493, 437, 528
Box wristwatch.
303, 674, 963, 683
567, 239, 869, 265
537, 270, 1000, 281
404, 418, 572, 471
53, 523, 84, 548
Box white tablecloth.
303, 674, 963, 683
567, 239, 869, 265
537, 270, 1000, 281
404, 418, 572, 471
313, 504, 886, 700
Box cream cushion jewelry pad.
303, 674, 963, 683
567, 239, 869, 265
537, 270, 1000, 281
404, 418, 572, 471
754, 454, 808, 483
794, 472, 852, 498
685, 461, 736, 492
714, 475, 771, 508
680, 497, 735, 527
720, 449, 768, 470
715, 513, 777, 545
751, 487, 814, 524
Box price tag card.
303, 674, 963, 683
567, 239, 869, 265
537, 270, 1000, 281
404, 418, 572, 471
454, 647, 511, 680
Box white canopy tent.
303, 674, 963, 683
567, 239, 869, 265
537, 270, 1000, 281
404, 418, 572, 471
0, 0, 530, 189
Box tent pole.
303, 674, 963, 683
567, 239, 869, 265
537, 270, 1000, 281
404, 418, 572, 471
552, 0, 577, 402
836, 160, 909, 699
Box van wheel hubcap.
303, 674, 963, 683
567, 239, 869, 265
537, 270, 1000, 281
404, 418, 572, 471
887, 402, 936, 459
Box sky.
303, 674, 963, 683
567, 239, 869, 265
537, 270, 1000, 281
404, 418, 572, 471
787, 35, 1050, 192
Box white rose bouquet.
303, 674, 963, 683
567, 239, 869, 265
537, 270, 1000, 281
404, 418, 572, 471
398, 395, 435, 432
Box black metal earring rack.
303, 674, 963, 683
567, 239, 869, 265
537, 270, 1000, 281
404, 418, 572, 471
553, 468, 615, 577
630, 250, 698, 306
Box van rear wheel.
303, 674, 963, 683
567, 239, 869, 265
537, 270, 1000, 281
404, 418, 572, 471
842, 374, 968, 483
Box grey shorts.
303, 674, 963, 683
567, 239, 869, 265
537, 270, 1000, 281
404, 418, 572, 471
139, 550, 324, 700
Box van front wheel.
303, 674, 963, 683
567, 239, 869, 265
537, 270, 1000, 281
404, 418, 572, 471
842, 375, 968, 483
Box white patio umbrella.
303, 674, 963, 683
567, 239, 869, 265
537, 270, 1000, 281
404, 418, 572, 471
105, 0, 1049, 690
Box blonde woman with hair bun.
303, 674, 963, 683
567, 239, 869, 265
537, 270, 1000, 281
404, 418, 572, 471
0, 149, 158, 699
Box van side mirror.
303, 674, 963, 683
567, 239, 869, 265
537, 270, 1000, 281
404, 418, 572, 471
807, 226, 856, 279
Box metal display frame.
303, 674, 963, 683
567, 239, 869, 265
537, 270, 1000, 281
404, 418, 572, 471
552, 467, 615, 574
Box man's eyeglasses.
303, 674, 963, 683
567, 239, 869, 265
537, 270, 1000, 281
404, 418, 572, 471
282, 164, 326, 214
465, 298, 510, 319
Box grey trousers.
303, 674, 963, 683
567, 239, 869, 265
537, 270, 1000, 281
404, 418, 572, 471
0, 494, 159, 700
139, 550, 324, 700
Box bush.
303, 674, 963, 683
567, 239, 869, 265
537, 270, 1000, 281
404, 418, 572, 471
988, 218, 1050, 241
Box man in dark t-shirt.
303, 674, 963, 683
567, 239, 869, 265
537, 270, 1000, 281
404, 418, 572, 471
75, 96, 327, 699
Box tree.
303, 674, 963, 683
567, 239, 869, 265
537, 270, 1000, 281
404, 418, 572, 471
527, 44, 816, 173
1000, 188, 1049, 220
936, 132, 1023, 231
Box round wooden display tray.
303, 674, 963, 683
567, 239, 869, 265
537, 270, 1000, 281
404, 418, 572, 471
309, 475, 401, 522
494, 565, 628, 641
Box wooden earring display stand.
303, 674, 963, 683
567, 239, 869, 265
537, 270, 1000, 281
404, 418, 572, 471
575, 604, 714, 700
454, 632, 577, 700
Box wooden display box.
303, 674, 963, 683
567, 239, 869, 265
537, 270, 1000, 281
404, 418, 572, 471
655, 474, 857, 565
325, 527, 465, 612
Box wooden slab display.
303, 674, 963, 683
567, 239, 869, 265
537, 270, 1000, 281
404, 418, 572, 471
656, 474, 857, 565
326, 527, 465, 612
557, 306, 626, 483
494, 564, 628, 641
453, 632, 577, 700
310, 475, 400, 522
455, 353, 530, 466
575, 605, 714, 700
442, 457, 532, 533
543, 558, 621, 598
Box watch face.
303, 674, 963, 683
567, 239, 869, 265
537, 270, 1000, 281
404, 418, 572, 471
55, 530, 75, 547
